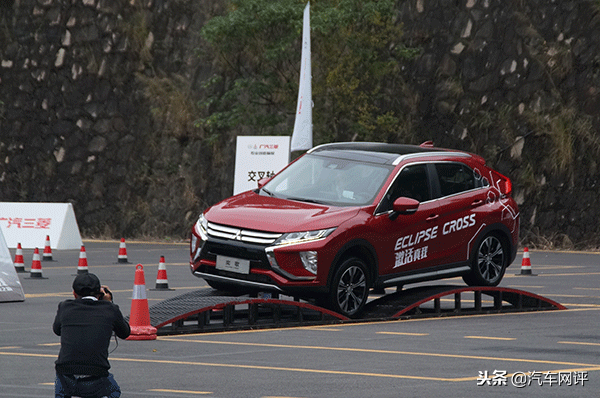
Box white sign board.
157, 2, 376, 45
0, 227, 25, 302
233, 136, 291, 195
0, 202, 83, 249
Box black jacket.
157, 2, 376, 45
53, 298, 130, 376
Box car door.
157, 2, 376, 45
432, 162, 489, 264
369, 163, 443, 275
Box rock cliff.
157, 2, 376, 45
1, 0, 599, 248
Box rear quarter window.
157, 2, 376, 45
435, 163, 488, 197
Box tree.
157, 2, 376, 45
198, 0, 420, 145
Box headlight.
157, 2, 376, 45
273, 227, 336, 246
195, 214, 209, 241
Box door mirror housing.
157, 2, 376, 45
257, 177, 272, 189
389, 197, 420, 221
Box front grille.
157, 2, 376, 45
203, 241, 270, 270
207, 221, 282, 245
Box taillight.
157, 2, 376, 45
494, 171, 512, 196
503, 178, 513, 196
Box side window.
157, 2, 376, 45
379, 164, 430, 212
435, 163, 484, 197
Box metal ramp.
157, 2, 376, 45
149, 289, 349, 335
149, 286, 565, 335
361, 285, 567, 319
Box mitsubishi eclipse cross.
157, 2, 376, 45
190, 142, 520, 317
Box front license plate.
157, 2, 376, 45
216, 255, 250, 274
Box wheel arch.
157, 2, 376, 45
469, 223, 517, 266
327, 239, 378, 289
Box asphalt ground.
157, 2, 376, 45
1, 241, 599, 397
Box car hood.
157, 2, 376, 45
204, 191, 361, 232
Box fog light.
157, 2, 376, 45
299, 251, 318, 275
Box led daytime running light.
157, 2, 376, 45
196, 214, 209, 241
274, 228, 336, 246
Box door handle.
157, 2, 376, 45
426, 214, 439, 222
471, 199, 483, 207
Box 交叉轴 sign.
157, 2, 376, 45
233, 136, 291, 195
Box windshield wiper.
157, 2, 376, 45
286, 197, 328, 205
261, 187, 276, 197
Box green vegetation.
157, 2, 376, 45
122, 9, 153, 64
198, 0, 421, 145
523, 107, 598, 174
137, 74, 199, 140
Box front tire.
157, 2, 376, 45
463, 233, 507, 286
327, 257, 370, 318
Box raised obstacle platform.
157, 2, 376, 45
361, 285, 566, 320
149, 285, 566, 335
149, 289, 349, 335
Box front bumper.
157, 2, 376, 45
190, 233, 328, 296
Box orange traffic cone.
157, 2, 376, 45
42, 235, 53, 261
77, 245, 89, 274
27, 248, 47, 279
117, 238, 130, 263
151, 256, 174, 291
516, 247, 536, 276
13, 243, 26, 273
127, 264, 157, 340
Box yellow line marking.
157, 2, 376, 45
38, 343, 60, 346
151, 306, 598, 337
0, 346, 21, 349
377, 332, 430, 336
558, 341, 600, 347
33, 262, 190, 271
0, 351, 461, 382
2, 351, 599, 383
524, 249, 600, 255
24, 286, 203, 299
148, 389, 212, 395
156, 339, 600, 368
560, 303, 600, 308
539, 272, 600, 277
305, 327, 343, 331
543, 294, 600, 298
464, 336, 517, 341
507, 285, 545, 289
526, 266, 584, 269
82, 239, 188, 245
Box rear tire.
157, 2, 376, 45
463, 233, 507, 286
327, 257, 370, 318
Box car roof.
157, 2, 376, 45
307, 142, 475, 166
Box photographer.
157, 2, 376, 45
53, 273, 130, 398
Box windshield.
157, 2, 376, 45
261, 154, 394, 206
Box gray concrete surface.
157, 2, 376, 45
1, 242, 598, 397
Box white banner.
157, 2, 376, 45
290, 2, 313, 152
0, 202, 83, 249
0, 227, 25, 302
233, 136, 291, 195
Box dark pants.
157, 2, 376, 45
55, 373, 121, 398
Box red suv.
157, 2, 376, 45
190, 142, 519, 317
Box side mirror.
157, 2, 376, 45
389, 197, 420, 221
257, 177, 272, 189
